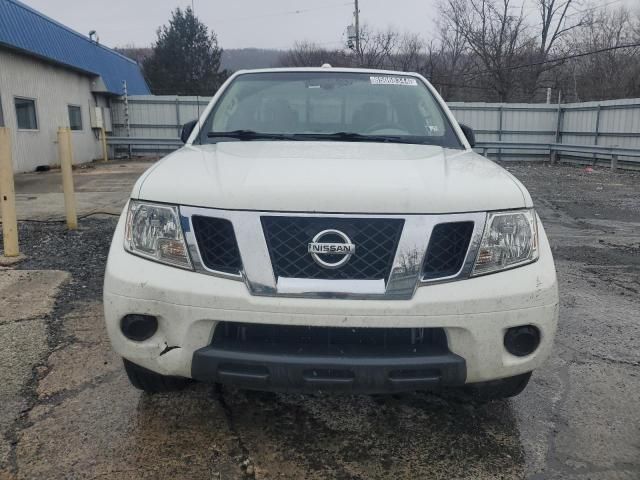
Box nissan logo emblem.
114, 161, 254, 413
307, 229, 356, 269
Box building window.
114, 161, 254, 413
68, 105, 82, 131
15, 97, 38, 130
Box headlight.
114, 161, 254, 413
472, 209, 538, 276
124, 200, 192, 269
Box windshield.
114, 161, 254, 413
200, 71, 462, 148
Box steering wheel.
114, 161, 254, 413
363, 123, 407, 134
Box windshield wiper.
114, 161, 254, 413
208, 130, 298, 141
208, 130, 432, 145
291, 132, 424, 144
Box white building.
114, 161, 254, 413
0, 0, 150, 172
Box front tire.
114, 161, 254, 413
123, 359, 191, 393
468, 372, 532, 401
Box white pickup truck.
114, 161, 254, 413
104, 67, 558, 400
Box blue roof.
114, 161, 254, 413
0, 0, 150, 95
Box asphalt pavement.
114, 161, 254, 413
0, 161, 638, 479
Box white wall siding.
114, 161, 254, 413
0, 49, 103, 172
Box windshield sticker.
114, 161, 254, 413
370, 76, 418, 86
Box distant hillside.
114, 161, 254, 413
115, 47, 284, 72
222, 48, 283, 71
114, 46, 152, 65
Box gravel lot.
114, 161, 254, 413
1, 162, 638, 479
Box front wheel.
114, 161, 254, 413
467, 372, 532, 401
123, 359, 191, 393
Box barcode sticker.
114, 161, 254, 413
370, 76, 418, 86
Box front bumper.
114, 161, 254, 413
104, 213, 559, 388
192, 344, 466, 394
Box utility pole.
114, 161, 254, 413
354, 0, 360, 56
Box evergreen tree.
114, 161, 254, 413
143, 7, 226, 95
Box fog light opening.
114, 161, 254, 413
504, 325, 540, 357
121, 314, 158, 342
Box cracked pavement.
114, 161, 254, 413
0, 162, 638, 479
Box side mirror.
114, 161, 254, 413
459, 123, 476, 148
181, 120, 198, 144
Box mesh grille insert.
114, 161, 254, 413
261, 217, 404, 281
422, 221, 474, 280
192, 216, 242, 274
212, 322, 449, 356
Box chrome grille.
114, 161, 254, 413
261, 216, 404, 280
181, 206, 486, 299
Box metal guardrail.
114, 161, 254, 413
476, 141, 640, 157
106, 137, 640, 169
109, 97, 640, 168
476, 141, 640, 169
107, 137, 182, 147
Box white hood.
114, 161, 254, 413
134, 142, 531, 214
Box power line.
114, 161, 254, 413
213, 2, 352, 24
441, 42, 640, 78
565, 0, 624, 19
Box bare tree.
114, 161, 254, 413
278, 42, 351, 67
439, 0, 533, 101
436, 0, 587, 100
356, 25, 400, 68
280, 26, 407, 70
392, 32, 426, 72
562, 7, 640, 100
537, 0, 583, 58
427, 13, 474, 99
522, 0, 586, 98
275, 1, 640, 102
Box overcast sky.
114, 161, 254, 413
22, 0, 638, 51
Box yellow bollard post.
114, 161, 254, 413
57, 127, 78, 230
100, 127, 109, 162
0, 127, 20, 257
